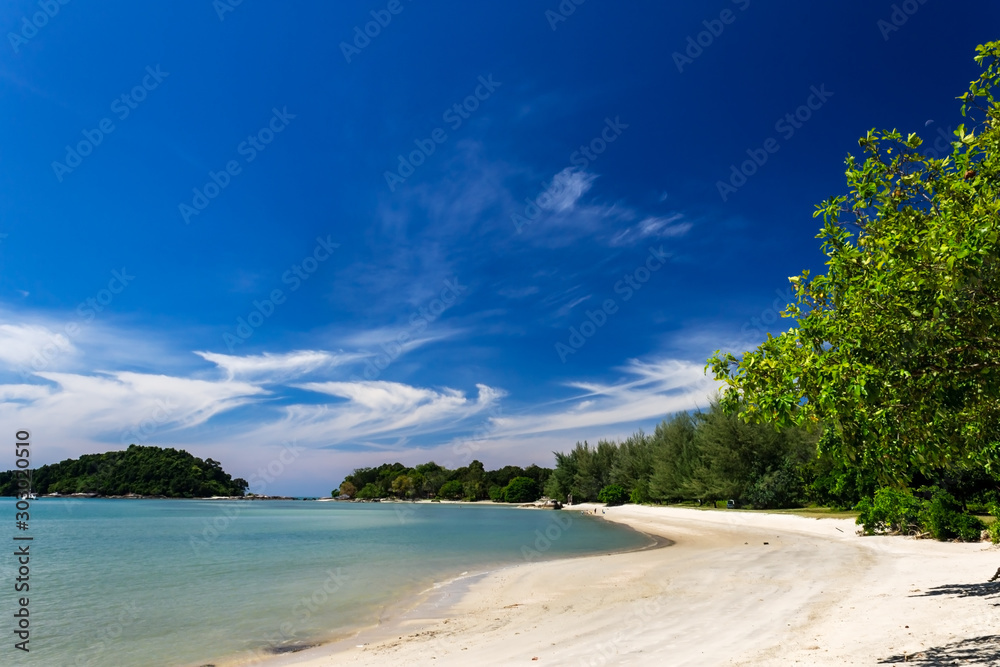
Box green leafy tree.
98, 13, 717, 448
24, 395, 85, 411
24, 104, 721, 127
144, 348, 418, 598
522, 464, 552, 492
566, 441, 618, 501
390, 474, 413, 498
545, 449, 580, 501
610, 431, 654, 495
438, 480, 464, 500
708, 41, 1000, 486
598, 484, 628, 506
355, 483, 381, 499
648, 412, 700, 502
629, 480, 651, 504
415, 462, 447, 498
487, 465, 526, 489
462, 480, 484, 501
407, 471, 425, 499
503, 476, 539, 503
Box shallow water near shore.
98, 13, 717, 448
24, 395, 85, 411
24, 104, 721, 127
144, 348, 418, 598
0, 498, 649, 666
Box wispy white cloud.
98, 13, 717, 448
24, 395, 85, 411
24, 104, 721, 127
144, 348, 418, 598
490, 358, 717, 439
556, 294, 593, 318
538, 167, 598, 213
262, 381, 506, 445
335, 327, 460, 354
639, 215, 692, 237
514, 166, 691, 250
281, 357, 722, 478
0, 308, 509, 462
0, 295, 720, 495
0, 323, 76, 368
0, 369, 267, 461
610, 214, 693, 246
195, 350, 360, 382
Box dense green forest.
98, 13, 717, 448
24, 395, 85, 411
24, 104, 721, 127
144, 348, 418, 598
336, 401, 837, 507
340, 399, 1000, 542
544, 401, 833, 508
541, 401, 1000, 523
337, 460, 551, 503
0, 445, 248, 498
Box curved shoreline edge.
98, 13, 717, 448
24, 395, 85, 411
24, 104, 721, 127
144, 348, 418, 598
206, 503, 662, 667
243, 504, 1000, 666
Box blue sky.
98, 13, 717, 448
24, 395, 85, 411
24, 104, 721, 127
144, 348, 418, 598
1, 1, 996, 495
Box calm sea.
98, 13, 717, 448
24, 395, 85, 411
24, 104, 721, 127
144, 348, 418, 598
0, 499, 650, 666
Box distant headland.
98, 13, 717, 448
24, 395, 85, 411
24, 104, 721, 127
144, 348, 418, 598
0, 444, 248, 498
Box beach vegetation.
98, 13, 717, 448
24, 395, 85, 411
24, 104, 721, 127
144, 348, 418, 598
339, 459, 553, 502
355, 483, 381, 499
986, 506, 1000, 543
503, 476, 539, 503
543, 401, 824, 510
855, 486, 986, 541
438, 480, 465, 500
707, 40, 1000, 540
854, 487, 925, 535
629, 480, 651, 504
390, 474, 415, 498
0, 444, 248, 497
598, 484, 628, 506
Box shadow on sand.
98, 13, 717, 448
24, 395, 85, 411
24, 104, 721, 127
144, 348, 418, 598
911, 581, 1000, 601
878, 635, 1000, 665
877, 583, 1000, 663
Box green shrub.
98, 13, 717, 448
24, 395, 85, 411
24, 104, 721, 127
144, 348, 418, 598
922, 488, 960, 540
598, 484, 628, 506
916, 487, 985, 541
629, 480, 650, 505
438, 480, 464, 500
503, 477, 539, 503
356, 483, 382, 499
987, 504, 1000, 544
987, 520, 1000, 544
745, 461, 803, 509
922, 488, 951, 539
857, 486, 986, 541
855, 487, 923, 535
488, 485, 505, 502
949, 512, 987, 542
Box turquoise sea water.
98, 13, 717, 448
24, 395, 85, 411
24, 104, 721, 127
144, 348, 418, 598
0, 499, 650, 666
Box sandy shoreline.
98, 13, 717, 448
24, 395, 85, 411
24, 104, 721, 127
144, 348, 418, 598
247, 504, 1000, 666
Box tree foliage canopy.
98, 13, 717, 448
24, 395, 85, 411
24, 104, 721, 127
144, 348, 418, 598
338, 460, 552, 502
503, 476, 540, 503
708, 41, 1000, 485
544, 403, 827, 509
0, 445, 248, 497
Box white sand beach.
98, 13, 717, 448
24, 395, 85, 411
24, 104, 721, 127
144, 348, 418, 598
254, 505, 1000, 666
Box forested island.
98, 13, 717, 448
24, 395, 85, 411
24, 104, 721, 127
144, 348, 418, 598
0, 444, 248, 498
